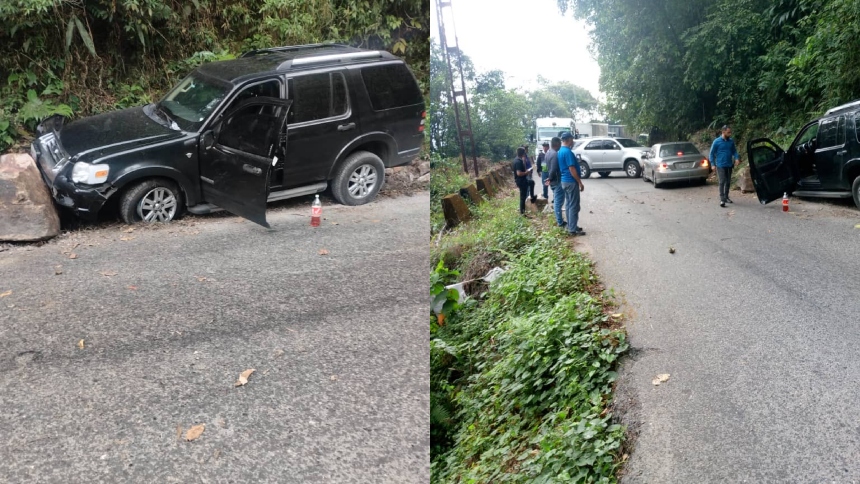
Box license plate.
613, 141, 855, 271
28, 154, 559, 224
676, 162, 693, 169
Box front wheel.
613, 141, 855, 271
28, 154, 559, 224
625, 160, 642, 178
598, 171, 610, 178
119, 178, 184, 224
579, 161, 591, 179
852, 176, 860, 209
331, 151, 385, 206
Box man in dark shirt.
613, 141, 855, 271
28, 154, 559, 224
536, 142, 549, 199
512, 147, 533, 214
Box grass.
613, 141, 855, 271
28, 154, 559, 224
430, 197, 629, 483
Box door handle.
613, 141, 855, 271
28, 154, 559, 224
243, 164, 262, 176
337, 122, 356, 132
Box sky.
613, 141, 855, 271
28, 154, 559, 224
430, 0, 602, 100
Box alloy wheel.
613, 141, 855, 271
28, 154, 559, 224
348, 164, 378, 199
137, 187, 178, 222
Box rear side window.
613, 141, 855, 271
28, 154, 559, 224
818, 116, 845, 148
603, 140, 620, 150
288, 72, 348, 124
361, 63, 423, 111
585, 141, 602, 150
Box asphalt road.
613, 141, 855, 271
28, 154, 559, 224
573, 174, 860, 482
0, 193, 429, 483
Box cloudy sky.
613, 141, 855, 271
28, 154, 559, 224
430, 0, 602, 99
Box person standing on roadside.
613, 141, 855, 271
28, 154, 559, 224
512, 147, 534, 214
537, 141, 550, 199
520, 144, 537, 203
709, 125, 741, 207
558, 132, 585, 236
544, 137, 565, 227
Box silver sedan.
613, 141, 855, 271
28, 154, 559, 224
641, 142, 711, 188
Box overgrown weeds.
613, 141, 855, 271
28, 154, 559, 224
431, 198, 628, 483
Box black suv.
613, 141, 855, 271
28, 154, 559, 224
748, 100, 860, 209
31, 43, 425, 227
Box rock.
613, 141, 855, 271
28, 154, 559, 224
416, 173, 430, 184
476, 176, 496, 198
739, 167, 755, 193
392, 166, 405, 174
0, 153, 60, 242
418, 161, 430, 176
384, 168, 394, 176
441, 194, 471, 227
459, 184, 484, 205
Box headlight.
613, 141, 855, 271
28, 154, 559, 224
71, 162, 110, 185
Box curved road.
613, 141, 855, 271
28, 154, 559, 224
574, 174, 860, 482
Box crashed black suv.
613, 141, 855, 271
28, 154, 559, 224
31, 43, 425, 227
748, 100, 860, 209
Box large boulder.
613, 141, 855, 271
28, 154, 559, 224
441, 194, 471, 228
0, 153, 60, 242
476, 176, 496, 198
739, 167, 755, 193
459, 184, 484, 205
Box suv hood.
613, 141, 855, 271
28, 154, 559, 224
59, 105, 183, 162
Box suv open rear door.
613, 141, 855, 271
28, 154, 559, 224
747, 138, 796, 204
199, 98, 291, 227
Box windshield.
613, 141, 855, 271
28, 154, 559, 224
537, 127, 567, 139
659, 143, 700, 157
158, 73, 231, 131
616, 138, 642, 148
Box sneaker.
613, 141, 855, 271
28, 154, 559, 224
559, 221, 568, 228
575, 229, 586, 236
720, 201, 726, 207
726, 198, 734, 203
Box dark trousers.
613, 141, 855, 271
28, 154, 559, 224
525, 178, 535, 199
540, 171, 549, 198
517, 182, 529, 214
717, 166, 733, 202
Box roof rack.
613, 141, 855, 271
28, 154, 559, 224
290, 50, 383, 67
825, 100, 860, 115
240, 43, 348, 58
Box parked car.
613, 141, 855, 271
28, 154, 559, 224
31, 43, 426, 227
641, 142, 710, 188
573, 136, 649, 179
748, 100, 860, 209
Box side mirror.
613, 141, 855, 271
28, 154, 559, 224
642, 152, 649, 159
201, 130, 215, 151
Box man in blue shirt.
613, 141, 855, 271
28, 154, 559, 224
709, 125, 741, 207
558, 132, 585, 236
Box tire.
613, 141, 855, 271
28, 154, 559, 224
119, 178, 184, 224
579, 161, 591, 179
598, 171, 610, 178
700, 178, 708, 186
652, 170, 662, 188
331, 151, 385, 206
642, 169, 650, 182
852, 176, 860, 209
625, 159, 642, 178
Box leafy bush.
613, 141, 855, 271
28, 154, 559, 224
431, 198, 628, 483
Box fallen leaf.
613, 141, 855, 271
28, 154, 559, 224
235, 368, 256, 387
0, 290, 11, 298
54, 266, 63, 275
318, 249, 329, 255
668, 247, 676, 254
195, 276, 209, 282
99, 271, 118, 277
119, 236, 135, 241
272, 349, 285, 359
69, 253, 78, 259
331, 222, 339, 225
330, 375, 338, 381
371, 219, 381, 223
185, 424, 205, 441
611, 313, 623, 319
77, 339, 85, 350
652, 373, 671, 386
123, 227, 135, 233
128, 286, 138, 290
855, 224, 860, 229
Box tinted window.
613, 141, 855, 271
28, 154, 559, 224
361, 63, 423, 110
855, 112, 860, 142
604, 140, 620, 150
226, 80, 282, 112
219, 103, 282, 157
288, 72, 348, 124
660, 143, 700, 157
837, 115, 846, 146
819, 117, 839, 148
585, 140, 602, 150
616, 138, 642, 148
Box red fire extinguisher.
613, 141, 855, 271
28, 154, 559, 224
782, 192, 789, 212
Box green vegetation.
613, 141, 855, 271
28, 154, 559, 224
431, 198, 628, 483
556, 0, 860, 147
430, 43, 598, 162
0, 0, 428, 152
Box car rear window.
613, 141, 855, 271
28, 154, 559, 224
660, 143, 700, 157
361, 63, 423, 111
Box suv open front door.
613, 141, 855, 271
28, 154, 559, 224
199, 98, 291, 228
747, 138, 796, 204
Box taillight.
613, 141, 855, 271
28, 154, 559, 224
419, 111, 426, 132
660, 163, 669, 171
702, 159, 709, 168
676, 151, 684, 156
421, 111, 426, 118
